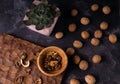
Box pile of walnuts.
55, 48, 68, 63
59, 3, 118, 84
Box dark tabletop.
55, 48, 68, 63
0, 0, 120, 84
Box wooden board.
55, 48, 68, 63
0, 34, 63, 84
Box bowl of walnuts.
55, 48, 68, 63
37, 46, 68, 76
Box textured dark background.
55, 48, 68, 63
0, 0, 120, 84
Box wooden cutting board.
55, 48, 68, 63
0, 34, 64, 84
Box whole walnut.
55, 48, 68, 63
70, 78, 80, 84
85, 74, 96, 84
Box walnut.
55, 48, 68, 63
80, 17, 90, 25
20, 59, 30, 68
70, 78, 80, 84
91, 4, 99, 11
100, 21, 108, 30
92, 54, 102, 64
25, 68, 32, 74
15, 76, 24, 84
85, 74, 96, 84
73, 40, 83, 48
73, 55, 80, 64
94, 30, 102, 39
15, 59, 21, 68
81, 31, 90, 39
109, 34, 117, 44
68, 23, 77, 32
55, 32, 64, 39
102, 6, 111, 15
71, 9, 78, 16
19, 51, 27, 60
66, 47, 75, 55
79, 60, 88, 71
91, 38, 100, 46
35, 78, 42, 84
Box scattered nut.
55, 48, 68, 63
73, 40, 83, 48
92, 54, 102, 64
102, 6, 111, 15
100, 21, 108, 30
21, 59, 30, 68
91, 4, 99, 11
15, 76, 24, 84
85, 74, 96, 84
80, 17, 90, 25
68, 23, 77, 32
109, 34, 117, 44
66, 47, 75, 55
71, 9, 78, 16
70, 78, 80, 84
25, 68, 32, 73
94, 30, 103, 38
79, 60, 88, 71
35, 78, 42, 84
20, 51, 27, 60
81, 31, 90, 39
55, 32, 64, 39
91, 38, 100, 46
15, 59, 21, 68
73, 55, 80, 64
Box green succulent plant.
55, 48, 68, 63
24, 3, 60, 30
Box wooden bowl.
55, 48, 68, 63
37, 46, 68, 76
